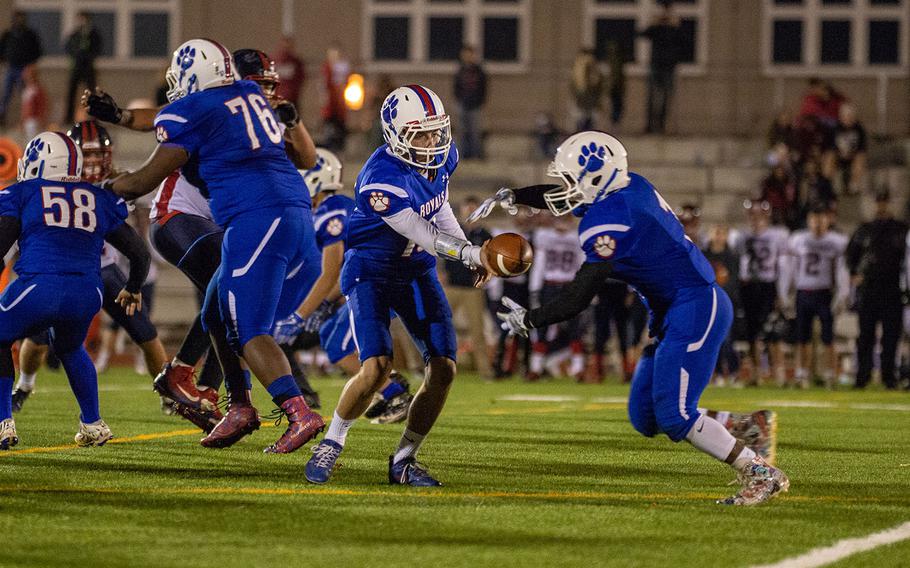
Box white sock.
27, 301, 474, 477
685, 414, 737, 462
393, 428, 426, 464
731, 446, 757, 471
324, 410, 356, 446
530, 352, 545, 374
16, 372, 37, 392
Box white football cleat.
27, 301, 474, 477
0, 418, 19, 450
75, 419, 113, 447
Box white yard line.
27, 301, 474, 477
496, 395, 581, 402
750, 521, 910, 568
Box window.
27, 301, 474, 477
364, 0, 530, 72
763, 0, 908, 74
584, 0, 709, 74
14, 0, 179, 67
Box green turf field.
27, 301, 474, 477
1, 367, 908, 568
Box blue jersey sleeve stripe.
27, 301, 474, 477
314, 209, 348, 231
579, 224, 631, 244
359, 183, 409, 199
154, 113, 188, 125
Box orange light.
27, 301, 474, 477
344, 73, 365, 111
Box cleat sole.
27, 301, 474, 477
200, 420, 261, 449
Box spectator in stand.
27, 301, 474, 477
799, 78, 844, 131
767, 110, 795, 150
19, 65, 46, 139
639, 2, 683, 134
534, 112, 561, 159
0, 11, 42, 126
570, 48, 603, 131
320, 44, 350, 151
832, 103, 867, 195
441, 197, 493, 379
65, 12, 102, 124
605, 40, 626, 128
703, 224, 740, 385
760, 161, 798, 229
274, 36, 305, 108
846, 188, 908, 390
792, 114, 835, 173
799, 159, 837, 220
454, 45, 487, 160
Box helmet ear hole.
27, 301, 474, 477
592, 175, 602, 186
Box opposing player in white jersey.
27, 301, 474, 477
527, 215, 585, 379
735, 199, 790, 385
779, 205, 849, 387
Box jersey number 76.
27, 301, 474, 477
42, 186, 97, 232
225, 94, 283, 150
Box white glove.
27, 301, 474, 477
497, 296, 530, 337
272, 312, 306, 345
466, 188, 518, 223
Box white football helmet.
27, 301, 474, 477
17, 132, 83, 182
300, 148, 343, 198
544, 131, 630, 216
165, 38, 236, 102
380, 85, 451, 170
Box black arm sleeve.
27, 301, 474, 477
0, 216, 21, 263
526, 261, 614, 329
512, 184, 561, 210
105, 223, 150, 293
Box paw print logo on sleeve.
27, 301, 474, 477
326, 218, 344, 236
578, 142, 607, 178
369, 191, 390, 213
593, 235, 616, 258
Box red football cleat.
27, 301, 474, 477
173, 404, 220, 433
197, 386, 223, 418
154, 363, 204, 410
200, 404, 260, 448
263, 396, 325, 454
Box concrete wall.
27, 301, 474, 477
3, 0, 907, 136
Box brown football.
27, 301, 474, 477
483, 232, 533, 277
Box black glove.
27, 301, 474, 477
86, 91, 123, 124
273, 101, 299, 128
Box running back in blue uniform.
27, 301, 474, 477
0, 177, 129, 427
492, 131, 788, 505
342, 143, 459, 363
154, 79, 319, 353
575, 173, 732, 441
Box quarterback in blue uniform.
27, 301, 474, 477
0, 132, 150, 449
480, 131, 789, 506
104, 39, 324, 454
303, 85, 494, 486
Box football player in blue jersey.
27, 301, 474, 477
102, 38, 324, 454
477, 131, 789, 506
0, 132, 150, 449
11, 121, 169, 414
302, 85, 495, 486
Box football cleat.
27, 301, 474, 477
0, 418, 19, 450
364, 393, 388, 419
160, 395, 178, 416
304, 439, 344, 484
371, 392, 413, 425
173, 403, 221, 433
726, 410, 777, 464
197, 386, 222, 417
388, 455, 442, 487
75, 419, 113, 447
154, 363, 205, 410
11, 388, 31, 413
263, 396, 325, 454
200, 404, 260, 448
719, 456, 790, 506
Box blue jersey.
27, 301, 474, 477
0, 179, 128, 278
313, 194, 355, 252
578, 173, 715, 315
346, 144, 458, 273
153, 80, 310, 225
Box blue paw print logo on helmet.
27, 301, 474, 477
382, 95, 399, 132
25, 139, 44, 164
577, 142, 607, 179
176, 46, 196, 84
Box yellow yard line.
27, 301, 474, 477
0, 484, 896, 505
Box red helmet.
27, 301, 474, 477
66, 120, 113, 183
232, 48, 280, 98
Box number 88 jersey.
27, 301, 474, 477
153, 80, 309, 226
0, 178, 128, 278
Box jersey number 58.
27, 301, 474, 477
42, 186, 97, 232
